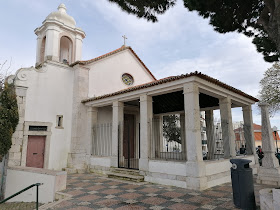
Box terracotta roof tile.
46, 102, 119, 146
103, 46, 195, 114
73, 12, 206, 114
70, 46, 156, 80
254, 131, 280, 141
253, 123, 262, 130
82, 71, 259, 103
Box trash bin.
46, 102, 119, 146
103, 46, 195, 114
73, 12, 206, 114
230, 159, 256, 210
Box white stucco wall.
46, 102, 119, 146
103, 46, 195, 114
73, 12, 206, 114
15, 63, 74, 170
88, 50, 155, 97
5, 167, 67, 203
97, 106, 112, 124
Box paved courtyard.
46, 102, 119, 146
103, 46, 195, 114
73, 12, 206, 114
40, 173, 272, 210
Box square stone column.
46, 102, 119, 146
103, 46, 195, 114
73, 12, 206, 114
45, 26, 60, 62
184, 83, 207, 190
111, 101, 124, 167
257, 103, 280, 185
140, 95, 153, 171
242, 105, 256, 156
219, 97, 236, 158
87, 107, 98, 156
205, 110, 215, 160
184, 83, 203, 162
260, 103, 278, 168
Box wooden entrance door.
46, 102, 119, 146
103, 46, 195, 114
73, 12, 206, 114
123, 114, 135, 159
26, 136, 46, 168
118, 114, 139, 169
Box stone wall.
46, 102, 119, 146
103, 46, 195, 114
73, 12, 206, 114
0, 156, 7, 199
8, 87, 27, 167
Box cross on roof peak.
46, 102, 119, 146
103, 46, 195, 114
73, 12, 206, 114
122, 35, 127, 46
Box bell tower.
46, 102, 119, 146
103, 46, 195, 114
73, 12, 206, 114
34, 4, 86, 66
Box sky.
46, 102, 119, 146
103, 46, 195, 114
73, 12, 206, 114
0, 0, 279, 129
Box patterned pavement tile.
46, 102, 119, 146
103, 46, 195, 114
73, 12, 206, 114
125, 189, 136, 192
200, 204, 217, 210
115, 204, 146, 210
141, 197, 168, 205
146, 193, 158, 197
67, 207, 93, 210
161, 191, 185, 198
68, 190, 86, 196
45, 173, 273, 210
87, 185, 106, 191
121, 184, 141, 189
188, 196, 212, 204
101, 189, 122, 195
95, 199, 121, 207
171, 198, 184, 203
140, 187, 160, 193
124, 199, 138, 204
168, 203, 198, 210
149, 206, 165, 209
119, 192, 142, 199
79, 194, 101, 201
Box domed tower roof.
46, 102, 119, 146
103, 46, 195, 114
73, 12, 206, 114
45, 3, 76, 27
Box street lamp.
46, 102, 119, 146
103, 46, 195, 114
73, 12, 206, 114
273, 126, 278, 153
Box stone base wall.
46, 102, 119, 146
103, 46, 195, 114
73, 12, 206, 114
260, 188, 280, 210
144, 171, 187, 188
257, 167, 280, 186
89, 156, 111, 175
87, 156, 258, 190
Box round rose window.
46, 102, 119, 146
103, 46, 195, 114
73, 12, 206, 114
122, 73, 134, 85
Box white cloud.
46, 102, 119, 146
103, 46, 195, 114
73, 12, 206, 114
82, 0, 213, 49
154, 33, 271, 97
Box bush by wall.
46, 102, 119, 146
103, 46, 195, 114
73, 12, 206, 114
0, 83, 19, 161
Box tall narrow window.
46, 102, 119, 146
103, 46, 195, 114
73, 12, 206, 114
40, 36, 46, 63
56, 115, 63, 129
60, 36, 72, 64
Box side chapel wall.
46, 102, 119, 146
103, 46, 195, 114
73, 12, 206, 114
11, 64, 74, 170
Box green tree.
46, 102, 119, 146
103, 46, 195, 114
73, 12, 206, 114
0, 82, 19, 161
107, 0, 280, 62
259, 62, 280, 115
162, 115, 181, 144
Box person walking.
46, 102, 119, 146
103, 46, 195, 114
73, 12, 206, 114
257, 146, 264, 166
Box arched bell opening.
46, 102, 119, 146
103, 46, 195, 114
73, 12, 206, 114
59, 36, 73, 64
40, 36, 46, 63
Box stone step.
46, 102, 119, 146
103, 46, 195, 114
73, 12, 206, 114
107, 172, 144, 182
110, 168, 140, 176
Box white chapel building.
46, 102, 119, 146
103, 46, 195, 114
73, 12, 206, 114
8, 4, 259, 190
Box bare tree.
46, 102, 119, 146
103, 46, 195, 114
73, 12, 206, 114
0, 58, 12, 93
259, 62, 280, 115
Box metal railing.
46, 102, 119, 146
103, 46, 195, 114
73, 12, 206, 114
0, 183, 43, 210
150, 116, 187, 161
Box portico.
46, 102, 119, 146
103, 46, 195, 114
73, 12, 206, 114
83, 72, 258, 190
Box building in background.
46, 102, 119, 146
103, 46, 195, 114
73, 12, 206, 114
234, 123, 280, 150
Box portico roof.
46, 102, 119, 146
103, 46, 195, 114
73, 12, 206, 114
82, 71, 259, 103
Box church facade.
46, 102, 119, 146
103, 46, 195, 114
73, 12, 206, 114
8, 4, 259, 190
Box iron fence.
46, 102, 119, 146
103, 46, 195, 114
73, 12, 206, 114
92, 123, 112, 156
150, 115, 186, 161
